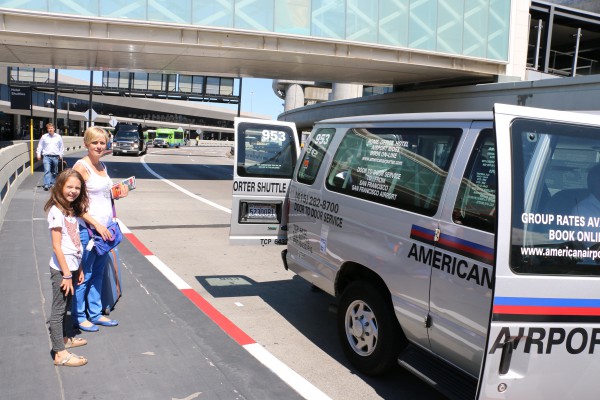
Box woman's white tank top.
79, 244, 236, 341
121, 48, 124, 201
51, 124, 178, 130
75, 159, 113, 227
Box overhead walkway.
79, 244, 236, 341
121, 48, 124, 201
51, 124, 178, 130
0, 3, 519, 87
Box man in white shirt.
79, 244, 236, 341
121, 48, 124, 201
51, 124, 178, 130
36, 123, 64, 191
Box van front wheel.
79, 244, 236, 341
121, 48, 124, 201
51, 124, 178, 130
337, 281, 403, 376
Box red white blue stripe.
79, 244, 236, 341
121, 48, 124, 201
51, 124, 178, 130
410, 224, 494, 264
493, 296, 600, 322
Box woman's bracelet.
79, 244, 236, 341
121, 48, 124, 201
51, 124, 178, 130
62, 275, 73, 279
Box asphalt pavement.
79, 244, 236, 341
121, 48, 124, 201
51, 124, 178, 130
0, 168, 302, 400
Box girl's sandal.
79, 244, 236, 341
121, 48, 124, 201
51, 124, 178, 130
54, 353, 88, 367
65, 337, 88, 349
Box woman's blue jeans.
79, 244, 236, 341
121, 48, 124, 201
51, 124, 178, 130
73, 227, 110, 324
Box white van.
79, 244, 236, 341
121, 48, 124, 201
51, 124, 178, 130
229, 105, 600, 399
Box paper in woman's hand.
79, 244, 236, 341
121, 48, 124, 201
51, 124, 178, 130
111, 176, 136, 198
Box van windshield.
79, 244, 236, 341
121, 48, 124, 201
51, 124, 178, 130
236, 123, 296, 178
116, 131, 140, 140
156, 133, 171, 138
511, 118, 600, 276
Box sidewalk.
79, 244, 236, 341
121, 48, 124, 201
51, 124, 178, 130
0, 171, 301, 400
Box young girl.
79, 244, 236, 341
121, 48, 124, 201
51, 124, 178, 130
44, 169, 90, 367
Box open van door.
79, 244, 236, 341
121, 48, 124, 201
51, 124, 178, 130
229, 118, 299, 245
478, 104, 600, 399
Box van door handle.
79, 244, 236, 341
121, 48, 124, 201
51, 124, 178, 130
498, 339, 514, 374
424, 314, 432, 328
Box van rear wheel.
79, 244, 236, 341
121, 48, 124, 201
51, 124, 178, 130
337, 281, 404, 376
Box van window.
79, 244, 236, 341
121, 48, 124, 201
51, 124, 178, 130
297, 128, 335, 185
325, 127, 461, 216
236, 122, 297, 178
511, 118, 600, 276
453, 129, 496, 233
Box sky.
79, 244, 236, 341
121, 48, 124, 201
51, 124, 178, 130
231, 77, 285, 119
60, 69, 284, 120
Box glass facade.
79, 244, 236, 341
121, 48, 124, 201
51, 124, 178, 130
0, 0, 511, 61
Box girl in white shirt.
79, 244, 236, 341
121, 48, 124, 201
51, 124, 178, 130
44, 169, 89, 367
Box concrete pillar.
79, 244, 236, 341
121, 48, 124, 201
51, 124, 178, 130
505, 0, 531, 81
331, 83, 363, 101
284, 83, 305, 112
14, 114, 22, 139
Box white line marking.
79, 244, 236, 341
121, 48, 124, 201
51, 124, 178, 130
145, 255, 191, 290
127, 161, 329, 400
120, 218, 329, 400
140, 154, 231, 214
244, 343, 332, 400
116, 218, 130, 233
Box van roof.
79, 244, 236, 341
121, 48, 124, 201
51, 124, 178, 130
156, 128, 184, 132
319, 111, 494, 125
116, 123, 139, 131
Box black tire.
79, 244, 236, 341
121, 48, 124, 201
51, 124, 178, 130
337, 281, 405, 376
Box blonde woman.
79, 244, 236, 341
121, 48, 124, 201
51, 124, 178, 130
73, 127, 128, 332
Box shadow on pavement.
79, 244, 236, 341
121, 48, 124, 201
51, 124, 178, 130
196, 274, 447, 400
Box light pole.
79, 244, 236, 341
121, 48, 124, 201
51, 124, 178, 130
66, 102, 70, 136
46, 99, 55, 132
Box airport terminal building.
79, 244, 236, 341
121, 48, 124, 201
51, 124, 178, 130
0, 66, 270, 141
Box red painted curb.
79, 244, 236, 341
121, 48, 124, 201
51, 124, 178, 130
124, 232, 153, 256
182, 288, 256, 346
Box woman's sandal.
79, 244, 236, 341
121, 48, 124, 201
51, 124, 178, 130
54, 353, 88, 367
65, 337, 87, 349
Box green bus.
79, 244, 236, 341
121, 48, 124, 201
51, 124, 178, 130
143, 129, 156, 146
153, 128, 185, 148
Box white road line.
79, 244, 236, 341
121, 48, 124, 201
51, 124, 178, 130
244, 344, 332, 400
138, 151, 331, 399
119, 217, 332, 400
140, 154, 231, 214
145, 255, 192, 290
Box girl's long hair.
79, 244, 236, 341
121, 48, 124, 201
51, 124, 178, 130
44, 169, 89, 217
